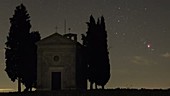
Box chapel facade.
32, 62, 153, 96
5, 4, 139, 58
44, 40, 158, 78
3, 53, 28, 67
36, 33, 87, 91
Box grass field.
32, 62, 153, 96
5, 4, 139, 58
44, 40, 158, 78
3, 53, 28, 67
0, 89, 170, 96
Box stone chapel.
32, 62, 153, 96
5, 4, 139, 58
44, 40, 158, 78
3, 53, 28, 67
36, 33, 87, 91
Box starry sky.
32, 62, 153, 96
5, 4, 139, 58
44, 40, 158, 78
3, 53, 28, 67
0, 0, 170, 91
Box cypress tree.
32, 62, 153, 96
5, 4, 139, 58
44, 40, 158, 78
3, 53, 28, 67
82, 15, 110, 89
86, 15, 97, 89
95, 16, 110, 89
5, 4, 40, 92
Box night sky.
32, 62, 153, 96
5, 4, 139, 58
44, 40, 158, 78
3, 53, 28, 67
0, 0, 170, 91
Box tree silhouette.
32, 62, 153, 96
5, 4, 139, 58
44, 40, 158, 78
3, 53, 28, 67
5, 4, 40, 92
95, 16, 110, 89
84, 15, 97, 89
22, 31, 40, 91
82, 15, 110, 89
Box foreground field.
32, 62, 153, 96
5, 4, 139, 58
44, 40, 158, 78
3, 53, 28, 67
0, 89, 170, 96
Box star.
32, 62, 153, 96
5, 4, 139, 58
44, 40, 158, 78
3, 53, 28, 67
147, 44, 151, 48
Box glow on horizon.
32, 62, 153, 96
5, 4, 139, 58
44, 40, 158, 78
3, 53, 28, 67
0, 88, 15, 92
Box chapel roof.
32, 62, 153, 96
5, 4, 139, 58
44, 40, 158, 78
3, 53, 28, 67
36, 32, 82, 46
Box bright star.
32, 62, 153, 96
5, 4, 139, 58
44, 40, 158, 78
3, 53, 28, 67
147, 44, 151, 48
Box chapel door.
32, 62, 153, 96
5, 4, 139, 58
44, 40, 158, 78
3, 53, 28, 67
51, 72, 61, 90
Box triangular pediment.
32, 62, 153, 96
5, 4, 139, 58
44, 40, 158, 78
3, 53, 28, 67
36, 33, 77, 46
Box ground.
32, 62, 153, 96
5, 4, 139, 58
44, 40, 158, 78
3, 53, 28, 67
0, 89, 170, 96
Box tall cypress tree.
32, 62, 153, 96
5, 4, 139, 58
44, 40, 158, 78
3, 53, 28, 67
82, 15, 110, 89
5, 4, 40, 92
95, 16, 110, 89
85, 15, 97, 89
22, 31, 40, 91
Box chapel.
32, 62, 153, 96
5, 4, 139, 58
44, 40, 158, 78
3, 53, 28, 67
36, 33, 87, 91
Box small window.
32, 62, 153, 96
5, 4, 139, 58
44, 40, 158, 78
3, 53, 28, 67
53, 55, 59, 62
